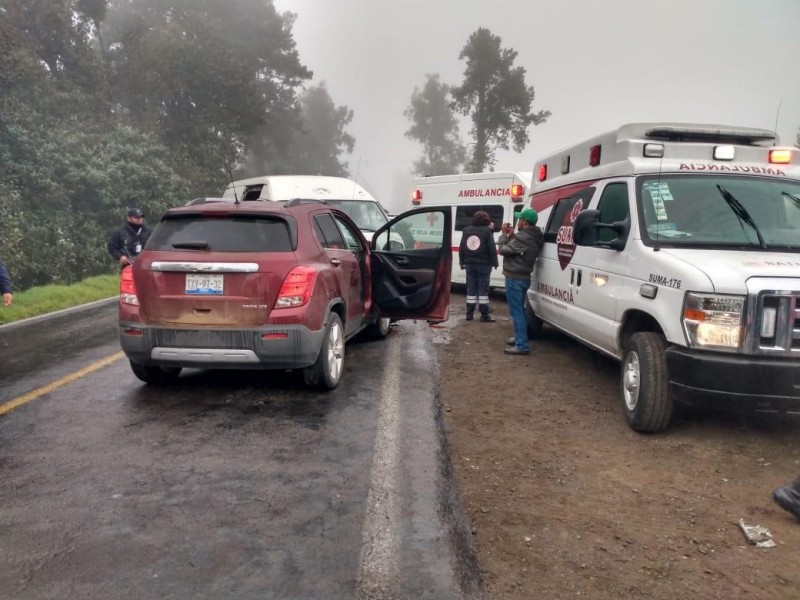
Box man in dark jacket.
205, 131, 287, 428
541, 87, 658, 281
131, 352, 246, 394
0, 256, 13, 306
458, 210, 499, 322
107, 208, 152, 268
498, 208, 544, 355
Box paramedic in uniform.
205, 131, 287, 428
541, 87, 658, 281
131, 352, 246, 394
498, 208, 544, 355
458, 210, 498, 322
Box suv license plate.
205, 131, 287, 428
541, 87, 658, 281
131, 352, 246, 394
186, 274, 223, 295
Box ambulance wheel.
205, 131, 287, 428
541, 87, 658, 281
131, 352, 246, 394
525, 298, 543, 339
304, 313, 345, 390
129, 361, 182, 385
620, 332, 673, 433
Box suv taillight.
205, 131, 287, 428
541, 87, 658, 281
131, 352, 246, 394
120, 266, 139, 305
275, 266, 317, 308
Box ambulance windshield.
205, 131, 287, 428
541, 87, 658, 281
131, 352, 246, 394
325, 200, 389, 232
637, 175, 800, 250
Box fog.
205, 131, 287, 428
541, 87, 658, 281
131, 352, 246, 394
274, 0, 800, 213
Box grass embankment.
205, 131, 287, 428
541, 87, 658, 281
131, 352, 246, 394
0, 274, 119, 325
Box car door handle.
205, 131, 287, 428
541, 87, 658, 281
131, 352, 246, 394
330, 258, 341, 266
395, 256, 409, 265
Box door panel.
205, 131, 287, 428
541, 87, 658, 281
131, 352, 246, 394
370, 208, 452, 321
570, 180, 633, 350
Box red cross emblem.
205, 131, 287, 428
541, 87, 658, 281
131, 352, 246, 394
426, 212, 439, 226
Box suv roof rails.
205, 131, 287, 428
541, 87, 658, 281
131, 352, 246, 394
185, 197, 231, 206
282, 198, 327, 207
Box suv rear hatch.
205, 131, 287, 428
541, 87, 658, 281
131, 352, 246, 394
134, 213, 298, 326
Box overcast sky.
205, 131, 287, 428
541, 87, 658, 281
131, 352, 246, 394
273, 0, 800, 213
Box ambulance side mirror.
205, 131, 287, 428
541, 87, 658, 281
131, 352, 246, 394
574, 210, 629, 251
574, 210, 600, 246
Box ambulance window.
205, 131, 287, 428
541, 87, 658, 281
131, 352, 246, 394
596, 183, 630, 243
242, 184, 265, 201
544, 187, 595, 243
455, 205, 504, 232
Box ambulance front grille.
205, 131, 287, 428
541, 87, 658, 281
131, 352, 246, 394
754, 293, 800, 355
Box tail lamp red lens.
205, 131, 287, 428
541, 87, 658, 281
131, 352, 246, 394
275, 266, 317, 308
589, 145, 602, 166
537, 164, 547, 182
411, 189, 422, 205
769, 149, 792, 164
120, 266, 139, 306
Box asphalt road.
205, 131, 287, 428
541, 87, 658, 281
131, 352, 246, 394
0, 304, 480, 599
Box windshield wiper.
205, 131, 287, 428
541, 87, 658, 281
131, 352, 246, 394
716, 185, 767, 249
171, 241, 210, 250
782, 190, 800, 210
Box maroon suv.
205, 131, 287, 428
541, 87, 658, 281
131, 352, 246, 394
118, 198, 451, 389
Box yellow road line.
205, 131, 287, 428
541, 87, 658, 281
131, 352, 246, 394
0, 351, 125, 416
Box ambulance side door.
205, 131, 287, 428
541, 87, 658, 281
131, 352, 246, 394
531, 187, 595, 334
569, 179, 632, 351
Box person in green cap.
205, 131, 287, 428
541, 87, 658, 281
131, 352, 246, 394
498, 207, 544, 355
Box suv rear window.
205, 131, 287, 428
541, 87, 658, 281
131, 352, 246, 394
147, 215, 294, 252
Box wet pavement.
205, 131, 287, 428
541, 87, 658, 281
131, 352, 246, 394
0, 306, 481, 599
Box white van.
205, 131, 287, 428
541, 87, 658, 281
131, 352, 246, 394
525, 123, 800, 432
222, 175, 392, 241
409, 171, 532, 288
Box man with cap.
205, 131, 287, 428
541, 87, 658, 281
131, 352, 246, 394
107, 208, 152, 268
498, 208, 544, 355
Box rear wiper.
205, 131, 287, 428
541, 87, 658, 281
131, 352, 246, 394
716, 185, 767, 249
171, 241, 210, 250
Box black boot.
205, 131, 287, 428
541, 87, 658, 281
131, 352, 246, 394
479, 305, 494, 322
773, 479, 800, 521
465, 303, 475, 321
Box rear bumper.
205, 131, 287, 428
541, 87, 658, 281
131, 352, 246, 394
666, 346, 800, 411
119, 322, 325, 370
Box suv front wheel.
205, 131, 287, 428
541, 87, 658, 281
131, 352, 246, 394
304, 313, 345, 390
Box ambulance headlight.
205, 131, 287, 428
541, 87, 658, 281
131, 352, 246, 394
682, 293, 745, 352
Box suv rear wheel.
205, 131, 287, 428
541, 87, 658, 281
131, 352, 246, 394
304, 313, 345, 390
129, 361, 182, 385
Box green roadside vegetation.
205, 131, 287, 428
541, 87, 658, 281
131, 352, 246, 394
0, 275, 118, 326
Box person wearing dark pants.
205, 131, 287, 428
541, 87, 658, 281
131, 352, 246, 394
498, 208, 544, 355
0, 256, 13, 306
459, 211, 499, 322
773, 476, 800, 521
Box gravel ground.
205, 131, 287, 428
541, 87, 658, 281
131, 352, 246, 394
438, 291, 800, 599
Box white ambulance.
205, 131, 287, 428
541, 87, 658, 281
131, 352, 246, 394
525, 123, 800, 432
409, 171, 533, 288
222, 175, 393, 241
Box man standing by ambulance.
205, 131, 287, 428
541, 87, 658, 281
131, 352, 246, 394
459, 210, 498, 322
498, 208, 544, 355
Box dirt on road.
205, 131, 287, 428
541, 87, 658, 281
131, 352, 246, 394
438, 292, 800, 599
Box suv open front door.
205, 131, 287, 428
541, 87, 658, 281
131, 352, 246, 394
370, 207, 452, 322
